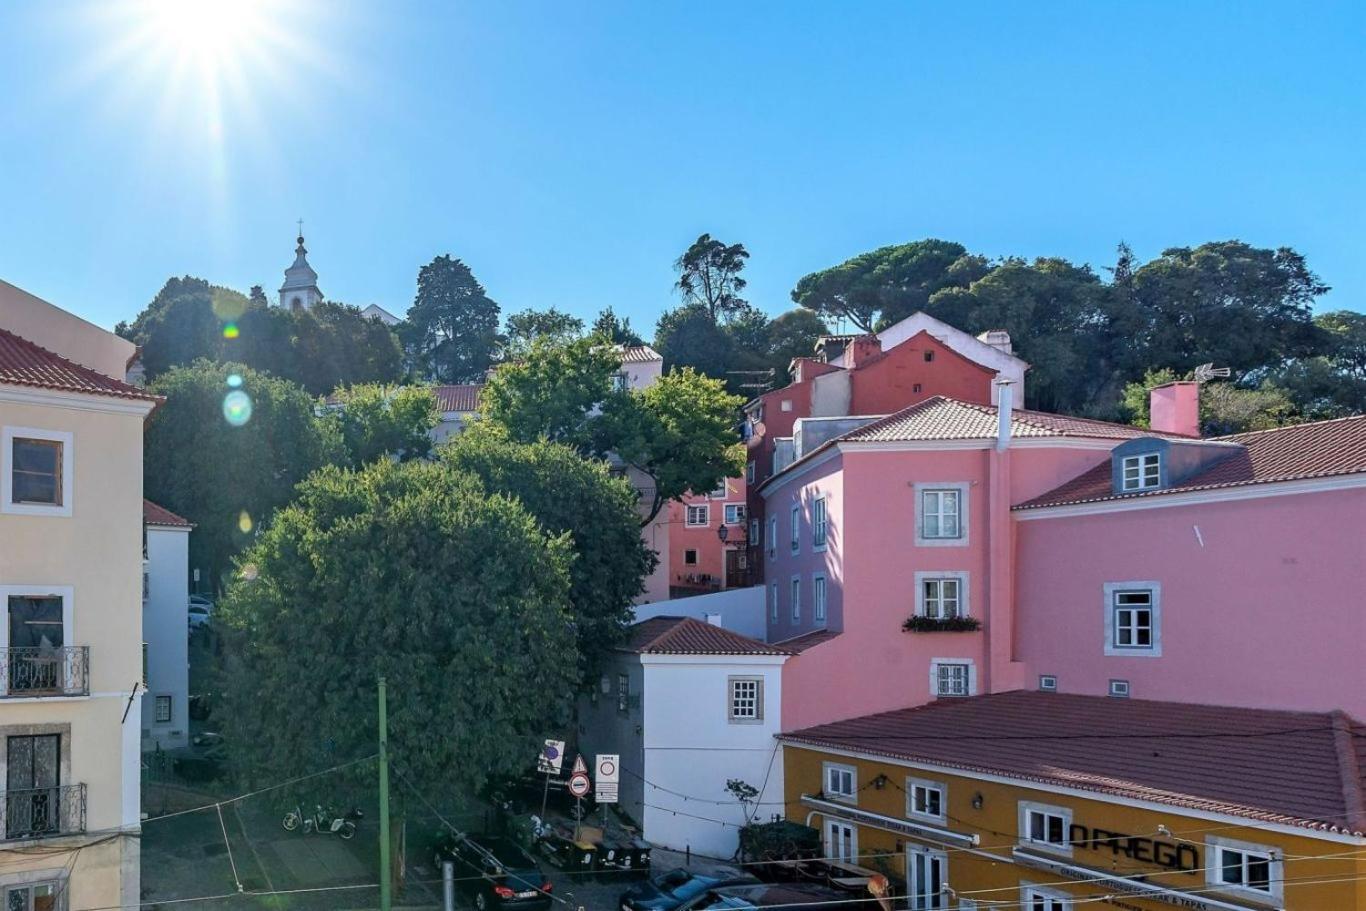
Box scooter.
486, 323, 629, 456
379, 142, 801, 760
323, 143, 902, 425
282, 804, 363, 839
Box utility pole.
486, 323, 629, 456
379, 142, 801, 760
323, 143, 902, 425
378, 676, 392, 911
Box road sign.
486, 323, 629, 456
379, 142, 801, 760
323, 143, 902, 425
571, 754, 588, 777
595, 754, 619, 804
538, 740, 565, 774
568, 773, 591, 798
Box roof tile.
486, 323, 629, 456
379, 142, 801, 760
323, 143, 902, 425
432, 384, 482, 413
841, 396, 1188, 444
0, 327, 158, 402
624, 616, 791, 656
143, 499, 194, 528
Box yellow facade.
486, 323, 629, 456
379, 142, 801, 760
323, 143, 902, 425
784, 744, 1366, 911
1, 309, 152, 910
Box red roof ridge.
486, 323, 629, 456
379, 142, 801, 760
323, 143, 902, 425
625, 616, 792, 656
143, 499, 194, 528
1211, 412, 1366, 442
0, 326, 160, 402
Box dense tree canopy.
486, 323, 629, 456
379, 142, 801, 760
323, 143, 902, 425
504, 306, 584, 356
144, 361, 343, 591
402, 255, 501, 382
592, 307, 645, 346
442, 429, 654, 677
117, 277, 249, 377
216, 458, 579, 797
326, 384, 441, 469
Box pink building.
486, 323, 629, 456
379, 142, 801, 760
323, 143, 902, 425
666, 476, 749, 597
761, 381, 1366, 730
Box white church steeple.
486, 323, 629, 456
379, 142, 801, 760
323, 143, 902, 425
279, 221, 323, 311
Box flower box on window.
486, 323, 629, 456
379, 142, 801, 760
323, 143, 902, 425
902, 615, 982, 633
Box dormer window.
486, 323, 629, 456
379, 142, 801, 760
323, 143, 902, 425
1121, 453, 1161, 491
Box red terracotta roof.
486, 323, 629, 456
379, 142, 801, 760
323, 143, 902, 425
624, 616, 791, 656
143, 499, 194, 528
773, 628, 842, 653
841, 396, 1188, 444
0, 327, 158, 402
432, 384, 482, 413
779, 691, 1366, 835
1019, 414, 1366, 510
620, 345, 662, 364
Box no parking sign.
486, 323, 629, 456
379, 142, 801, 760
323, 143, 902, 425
595, 754, 619, 804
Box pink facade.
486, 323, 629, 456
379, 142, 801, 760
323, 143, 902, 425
1016, 486, 1366, 719
667, 477, 749, 596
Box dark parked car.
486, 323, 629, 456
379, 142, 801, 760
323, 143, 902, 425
679, 882, 879, 910
621, 868, 760, 911
432, 832, 554, 911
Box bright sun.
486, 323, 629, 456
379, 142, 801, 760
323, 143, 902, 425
138, 0, 271, 72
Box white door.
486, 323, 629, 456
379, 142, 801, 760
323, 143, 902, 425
824, 820, 856, 863
907, 845, 947, 909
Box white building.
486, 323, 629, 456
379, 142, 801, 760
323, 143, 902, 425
429, 385, 483, 446
360, 304, 400, 326
141, 501, 192, 752
577, 616, 789, 858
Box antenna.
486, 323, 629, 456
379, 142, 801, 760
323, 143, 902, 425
726, 368, 776, 392
1193, 363, 1231, 383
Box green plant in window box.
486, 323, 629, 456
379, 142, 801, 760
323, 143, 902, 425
902, 615, 982, 633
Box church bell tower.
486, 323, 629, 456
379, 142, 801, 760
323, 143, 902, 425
279, 223, 323, 311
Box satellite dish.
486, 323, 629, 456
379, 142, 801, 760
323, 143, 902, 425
1194, 363, 1232, 383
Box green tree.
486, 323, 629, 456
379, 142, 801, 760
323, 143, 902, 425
1131, 241, 1327, 374
326, 384, 441, 469
215, 458, 579, 796
765, 309, 830, 381
675, 233, 751, 322
1258, 311, 1366, 419
504, 306, 585, 357
119, 277, 251, 378
592, 307, 644, 346
404, 255, 501, 382
143, 361, 343, 592
289, 302, 405, 394
481, 339, 744, 524
1120, 369, 1298, 435
654, 304, 734, 381
791, 239, 990, 332
442, 429, 654, 677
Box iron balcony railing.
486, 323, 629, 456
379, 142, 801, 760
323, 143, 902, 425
0, 647, 90, 697
1, 784, 87, 841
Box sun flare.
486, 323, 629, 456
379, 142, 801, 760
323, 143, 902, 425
137, 0, 271, 75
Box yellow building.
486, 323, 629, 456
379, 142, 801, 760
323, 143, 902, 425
1, 280, 158, 910
779, 691, 1366, 911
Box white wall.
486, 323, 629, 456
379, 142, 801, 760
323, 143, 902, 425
640, 655, 786, 858
142, 526, 190, 750
633, 586, 767, 641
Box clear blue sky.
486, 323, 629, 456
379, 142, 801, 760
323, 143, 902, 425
2, 1, 1362, 333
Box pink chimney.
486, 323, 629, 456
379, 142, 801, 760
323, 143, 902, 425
1150, 381, 1200, 438
847, 335, 883, 369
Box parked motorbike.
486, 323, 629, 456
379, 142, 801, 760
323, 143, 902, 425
281, 804, 363, 839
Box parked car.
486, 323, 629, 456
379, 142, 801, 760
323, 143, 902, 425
188, 595, 214, 628
621, 869, 760, 911
432, 832, 554, 911
679, 882, 878, 910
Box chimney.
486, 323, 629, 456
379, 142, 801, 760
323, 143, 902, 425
976, 329, 1014, 355
995, 378, 1014, 451
1149, 381, 1200, 438
848, 335, 882, 368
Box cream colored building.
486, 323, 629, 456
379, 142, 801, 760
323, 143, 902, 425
0, 280, 155, 910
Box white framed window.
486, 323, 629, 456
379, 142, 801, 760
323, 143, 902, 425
610, 372, 630, 393
727, 676, 763, 722
723, 503, 746, 525
811, 496, 828, 550
1121, 452, 1161, 491
0, 585, 75, 698
906, 845, 947, 909
790, 576, 800, 622
768, 517, 777, 558
769, 583, 778, 622
825, 819, 856, 862
4, 880, 65, 911
915, 483, 968, 546
1109, 679, 1131, 698
906, 777, 946, 822
780, 399, 793, 413
1103, 582, 1162, 657
823, 762, 856, 802
1038, 675, 1058, 691
685, 504, 709, 527
2, 427, 74, 517
617, 673, 630, 714
812, 574, 827, 622
1019, 801, 1072, 856
709, 480, 728, 499
155, 695, 173, 724
915, 572, 969, 619
930, 659, 975, 697
789, 504, 800, 554
1020, 884, 1071, 911
1206, 835, 1282, 902
746, 461, 756, 484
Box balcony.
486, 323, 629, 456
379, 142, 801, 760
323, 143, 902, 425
1, 784, 86, 841
0, 647, 90, 697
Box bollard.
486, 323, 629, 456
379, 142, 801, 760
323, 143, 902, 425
442, 861, 455, 911
685, 845, 691, 867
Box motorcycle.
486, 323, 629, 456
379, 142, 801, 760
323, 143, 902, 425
282, 803, 363, 839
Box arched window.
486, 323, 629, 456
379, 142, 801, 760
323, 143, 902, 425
290, 297, 303, 312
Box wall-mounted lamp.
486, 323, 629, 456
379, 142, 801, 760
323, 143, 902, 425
872, 774, 889, 790
971, 792, 984, 810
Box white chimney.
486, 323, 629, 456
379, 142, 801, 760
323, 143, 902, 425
704, 613, 723, 627
995, 379, 1014, 452
977, 329, 1014, 355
